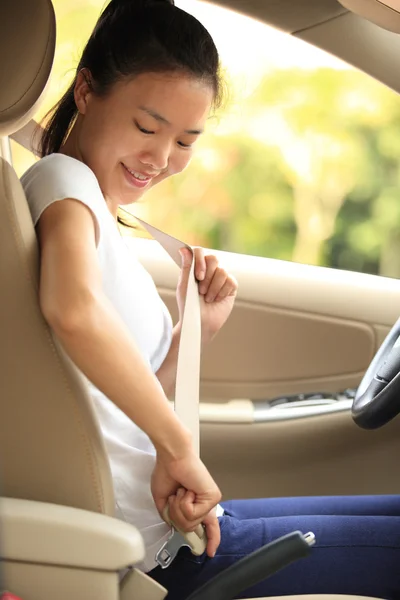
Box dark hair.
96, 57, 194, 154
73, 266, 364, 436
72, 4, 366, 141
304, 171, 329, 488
39, 0, 222, 159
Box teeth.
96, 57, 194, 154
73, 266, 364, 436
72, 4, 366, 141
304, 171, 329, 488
133, 171, 148, 180
125, 164, 149, 180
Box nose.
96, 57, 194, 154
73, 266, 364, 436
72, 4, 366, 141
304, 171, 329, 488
139, 140, 171, 173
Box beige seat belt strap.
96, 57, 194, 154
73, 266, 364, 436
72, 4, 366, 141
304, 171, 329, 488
133, 217, 201, 455
134, 219, 207, 560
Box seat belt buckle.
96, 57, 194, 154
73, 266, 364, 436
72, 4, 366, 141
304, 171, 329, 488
163, 505, 207, 556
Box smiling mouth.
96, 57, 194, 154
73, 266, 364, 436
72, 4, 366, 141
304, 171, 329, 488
122, 163, 153, 181
121, 162, 157, 189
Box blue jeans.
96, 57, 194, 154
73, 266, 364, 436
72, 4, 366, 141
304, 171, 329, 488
148, 495, 400, 599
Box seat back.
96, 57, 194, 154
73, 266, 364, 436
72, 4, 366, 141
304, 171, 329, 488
0, 0, 114, 516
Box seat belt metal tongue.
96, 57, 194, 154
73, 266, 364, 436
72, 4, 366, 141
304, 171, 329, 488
155, 507, 208, 569
134, 218, 207, 562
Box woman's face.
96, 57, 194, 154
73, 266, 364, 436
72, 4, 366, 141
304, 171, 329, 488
66, 71, 213, 214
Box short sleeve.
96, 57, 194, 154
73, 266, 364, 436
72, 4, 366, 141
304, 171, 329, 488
21, 154, 107, 246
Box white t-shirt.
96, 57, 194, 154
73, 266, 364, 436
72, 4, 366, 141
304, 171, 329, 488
21, 153, 173, 572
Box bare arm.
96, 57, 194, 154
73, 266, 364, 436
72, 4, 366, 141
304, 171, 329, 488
156, 324, 208, 397
37, 198, 222, 555
37, 199, 191, 458
156, 323, 181, 397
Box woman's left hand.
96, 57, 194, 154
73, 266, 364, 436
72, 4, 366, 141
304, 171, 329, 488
177, 247, 238, 345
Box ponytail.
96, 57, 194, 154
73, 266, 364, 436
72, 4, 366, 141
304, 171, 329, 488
39, 81, 77, 157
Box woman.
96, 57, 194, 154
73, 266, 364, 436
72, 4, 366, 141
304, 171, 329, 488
21, 0, 400, 598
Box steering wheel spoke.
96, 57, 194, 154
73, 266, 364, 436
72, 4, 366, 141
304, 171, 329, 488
353, 316, 400, 429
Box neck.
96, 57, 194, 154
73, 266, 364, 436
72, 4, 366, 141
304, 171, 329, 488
60, 119, 119, 222
59, 118, 82, 162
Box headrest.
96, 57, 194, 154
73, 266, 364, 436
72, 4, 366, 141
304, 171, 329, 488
0, 0, 56, 137
339, 0, 400, 34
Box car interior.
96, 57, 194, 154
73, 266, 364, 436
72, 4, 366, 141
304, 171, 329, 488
2, 0, 400, 598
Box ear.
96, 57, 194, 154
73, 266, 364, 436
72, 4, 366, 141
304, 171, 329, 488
74, 68, 93, 115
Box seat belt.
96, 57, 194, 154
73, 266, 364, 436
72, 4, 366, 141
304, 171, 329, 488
134, 218, 202, 456
132, 219, 208, 560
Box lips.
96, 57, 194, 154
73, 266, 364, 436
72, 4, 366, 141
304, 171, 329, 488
121, 162, 154, 189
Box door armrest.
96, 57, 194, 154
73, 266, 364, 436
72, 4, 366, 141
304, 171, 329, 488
0, 497, 144, 571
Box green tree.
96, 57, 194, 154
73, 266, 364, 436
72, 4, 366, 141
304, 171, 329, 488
135, 131, 295, 260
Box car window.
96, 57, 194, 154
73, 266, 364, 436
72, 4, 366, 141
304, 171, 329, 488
10, 0, 400, 279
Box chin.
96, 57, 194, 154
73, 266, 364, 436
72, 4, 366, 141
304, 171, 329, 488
123, 191, 145, 205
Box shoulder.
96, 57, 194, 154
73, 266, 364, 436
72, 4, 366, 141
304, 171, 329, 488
21, 154, 107, 242
21, 153, 101, 200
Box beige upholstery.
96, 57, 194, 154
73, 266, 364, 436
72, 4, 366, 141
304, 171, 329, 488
338, 0, 400, 34
0, 498, 159, 600
0, 0, 56, 136
0, 0, 114, 517
1, 498, 144, 569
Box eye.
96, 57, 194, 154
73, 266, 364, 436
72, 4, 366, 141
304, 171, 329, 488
135, 120, 154, 135
178, 141, 192, 149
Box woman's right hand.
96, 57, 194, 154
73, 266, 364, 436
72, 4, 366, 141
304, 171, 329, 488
151, 447, 222, 557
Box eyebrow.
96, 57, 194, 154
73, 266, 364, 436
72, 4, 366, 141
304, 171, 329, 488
138, 105, 203, 135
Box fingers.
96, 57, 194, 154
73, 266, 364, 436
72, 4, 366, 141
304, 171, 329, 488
203, 511, 221, 558
198, 254, 218, 296
192, 248, 239, 304
213, 275, 238, 302
199, 256, 228, 302
168, 489, 204, 531
197, 254, 238, 303
168, 490, 221, 558
179, 247, 193, 270
168, 487, 221, 533
193, 247, 206, 281
204, 270, 238, 304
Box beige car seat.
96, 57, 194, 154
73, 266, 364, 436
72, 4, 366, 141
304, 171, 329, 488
0, 0, 384, 599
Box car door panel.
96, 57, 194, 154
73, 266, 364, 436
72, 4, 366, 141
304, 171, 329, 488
164, 297, 375, 399
201, 412, 400, 500
133, 238, 400, 498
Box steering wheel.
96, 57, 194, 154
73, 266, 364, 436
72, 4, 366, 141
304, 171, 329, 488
353, 317, 400, 429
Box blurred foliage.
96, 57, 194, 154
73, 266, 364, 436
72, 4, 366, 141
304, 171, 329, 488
11, 0, 400, 278
138, 67, 400, 278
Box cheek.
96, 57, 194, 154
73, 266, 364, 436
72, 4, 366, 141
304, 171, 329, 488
81, 111, 132, 160
170, 151, 192, 176
151, 152, 192, 189
80, 120, 111, 165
